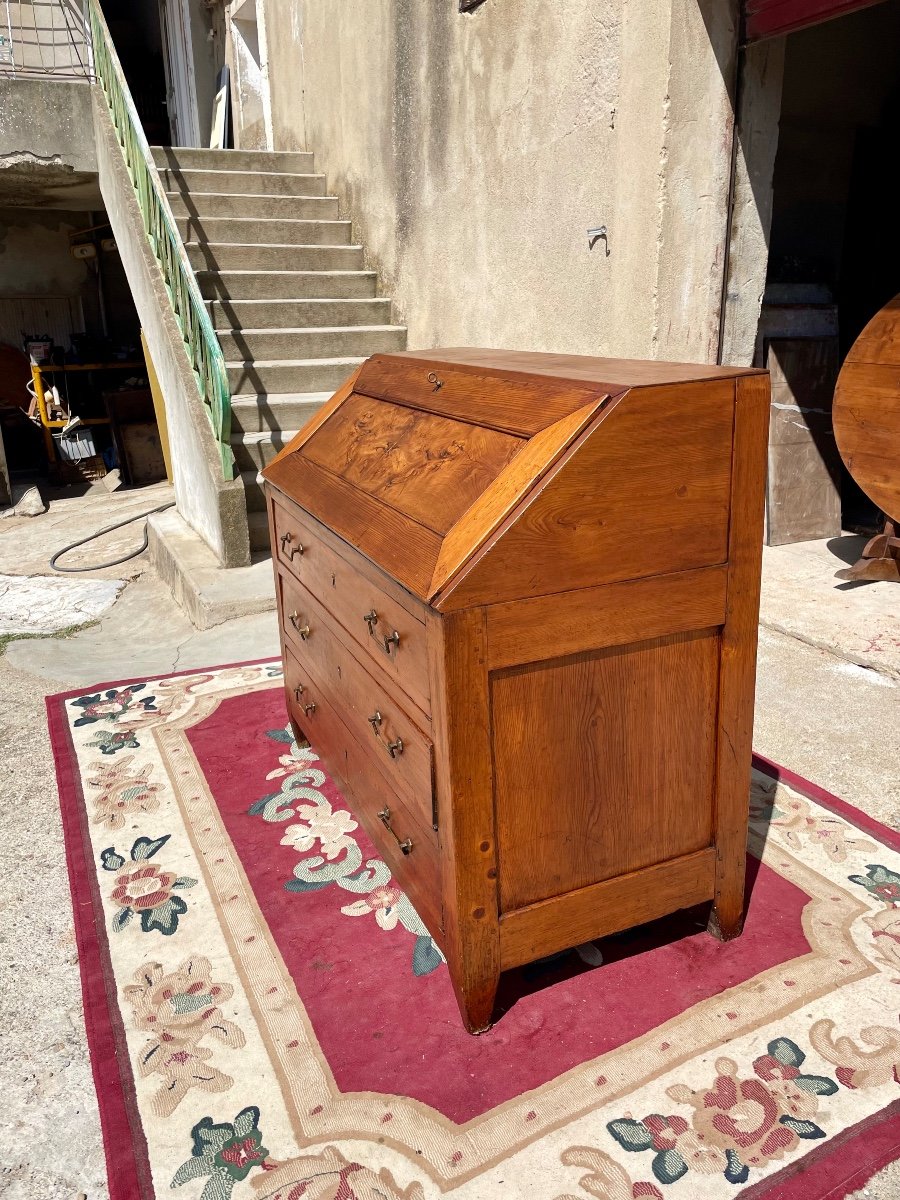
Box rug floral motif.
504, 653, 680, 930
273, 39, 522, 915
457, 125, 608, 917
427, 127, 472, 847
49, 661, 900, 1200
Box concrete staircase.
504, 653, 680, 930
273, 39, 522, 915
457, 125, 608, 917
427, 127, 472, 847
151, 145, 406, 553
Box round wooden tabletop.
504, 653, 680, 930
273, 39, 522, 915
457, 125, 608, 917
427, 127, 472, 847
833, 293, 900, 522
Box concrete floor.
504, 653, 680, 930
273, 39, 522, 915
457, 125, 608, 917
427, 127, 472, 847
0, 489, 897, 1199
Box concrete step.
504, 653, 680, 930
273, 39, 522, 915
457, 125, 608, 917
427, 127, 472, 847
152, 146, 314, 173
241, 468, 268, 512
226, 356, 365, 395
216, 324, 405, 361
148, 507, 275, 628
197, 270, 378, 301
166, 191, 339, 220
230, 391, 331, 434
185, 243, 365, 272
248, 509, 273, 551
176, 216, 352, 246
232, 428, 300, 472
207, 297, 391, 327
159, 167, 327, 196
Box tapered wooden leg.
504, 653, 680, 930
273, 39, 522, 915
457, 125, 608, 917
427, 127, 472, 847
707, 377, 767, 948
708, 893, 745, 941
427, 608, 502, 1036
449, 961, 500, 1035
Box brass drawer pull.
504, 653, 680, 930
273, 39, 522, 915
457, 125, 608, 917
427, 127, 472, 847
367, 710, 404, 759
289, 611, 311, 640
426, 371, 444, 392
363, 610, 401, 657
377, 806, 413, 855
293, 684, 304, 701
280, 532, 304, 559
303, 701, 317, 716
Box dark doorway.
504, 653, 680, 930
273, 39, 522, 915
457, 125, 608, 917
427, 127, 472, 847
761, 0, 900, 535
100, 0, 170, 145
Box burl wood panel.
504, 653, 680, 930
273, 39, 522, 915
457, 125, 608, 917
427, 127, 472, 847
491, 628, 720, 912
302, 392, 525, 534
435, 381, 735, 610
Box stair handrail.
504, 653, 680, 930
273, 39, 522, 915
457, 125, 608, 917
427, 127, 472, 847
85, 0, 234, 479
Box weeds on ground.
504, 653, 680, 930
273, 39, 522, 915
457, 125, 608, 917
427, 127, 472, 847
0, 619, 101, 656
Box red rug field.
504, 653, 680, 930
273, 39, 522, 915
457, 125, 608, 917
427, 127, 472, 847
48, 660, 900, 1200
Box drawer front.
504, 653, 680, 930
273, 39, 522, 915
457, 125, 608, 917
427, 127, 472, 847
280, 571, 437, 832
283, 645, 442, 936
271, 493, 431, 718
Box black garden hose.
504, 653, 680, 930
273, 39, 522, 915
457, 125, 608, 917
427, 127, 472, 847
49, 501, 176, 573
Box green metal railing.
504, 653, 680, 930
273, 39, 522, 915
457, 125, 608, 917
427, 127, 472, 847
86, 0, 234, 479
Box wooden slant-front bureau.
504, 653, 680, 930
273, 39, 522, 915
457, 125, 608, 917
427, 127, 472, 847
262, 349, 769, 1033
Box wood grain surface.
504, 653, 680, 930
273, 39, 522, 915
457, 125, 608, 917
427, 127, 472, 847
708, 374, 769, 940
834, 292, 900, 521
427, 608, 501, 1033
302, 392, 524, 535
484, 564, 728, 670
491, 628, 720, 912
271, 494, 432, 718
382, 347, 762, 390
499, 847, 716, 969
355, 354, 613, 436
280, 570, 435, 831
429, 397, 612, 602
436, 380, 735, 610
265, 453, 442, 599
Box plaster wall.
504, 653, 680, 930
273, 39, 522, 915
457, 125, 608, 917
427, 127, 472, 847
230, 0, 739, 364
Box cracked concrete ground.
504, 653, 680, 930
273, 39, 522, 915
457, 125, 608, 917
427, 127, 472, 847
0, 490, 898, 1199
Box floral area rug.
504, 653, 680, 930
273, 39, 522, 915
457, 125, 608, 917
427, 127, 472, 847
48, 660, 900, 1200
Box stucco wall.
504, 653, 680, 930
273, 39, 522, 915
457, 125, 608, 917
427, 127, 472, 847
231, 0, 739, 365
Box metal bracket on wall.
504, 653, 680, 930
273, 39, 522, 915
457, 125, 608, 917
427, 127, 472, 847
588, 226, 610, 255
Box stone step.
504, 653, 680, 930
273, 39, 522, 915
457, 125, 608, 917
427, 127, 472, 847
216, 324, 405, 361
152, 146, 314, 173
226, 356, 365, 395
229, 391, 331, 434
185, 243, 365, 272
159, 167, 327, 197
207, 297, 391, 327
148, 507, 275, 628
166, 191, 339, 220
248, 509, 273, 551
231, 429, 300, 472
176, 215, 352, 246
197, 270, 378, 301
241, 468, 268, 512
